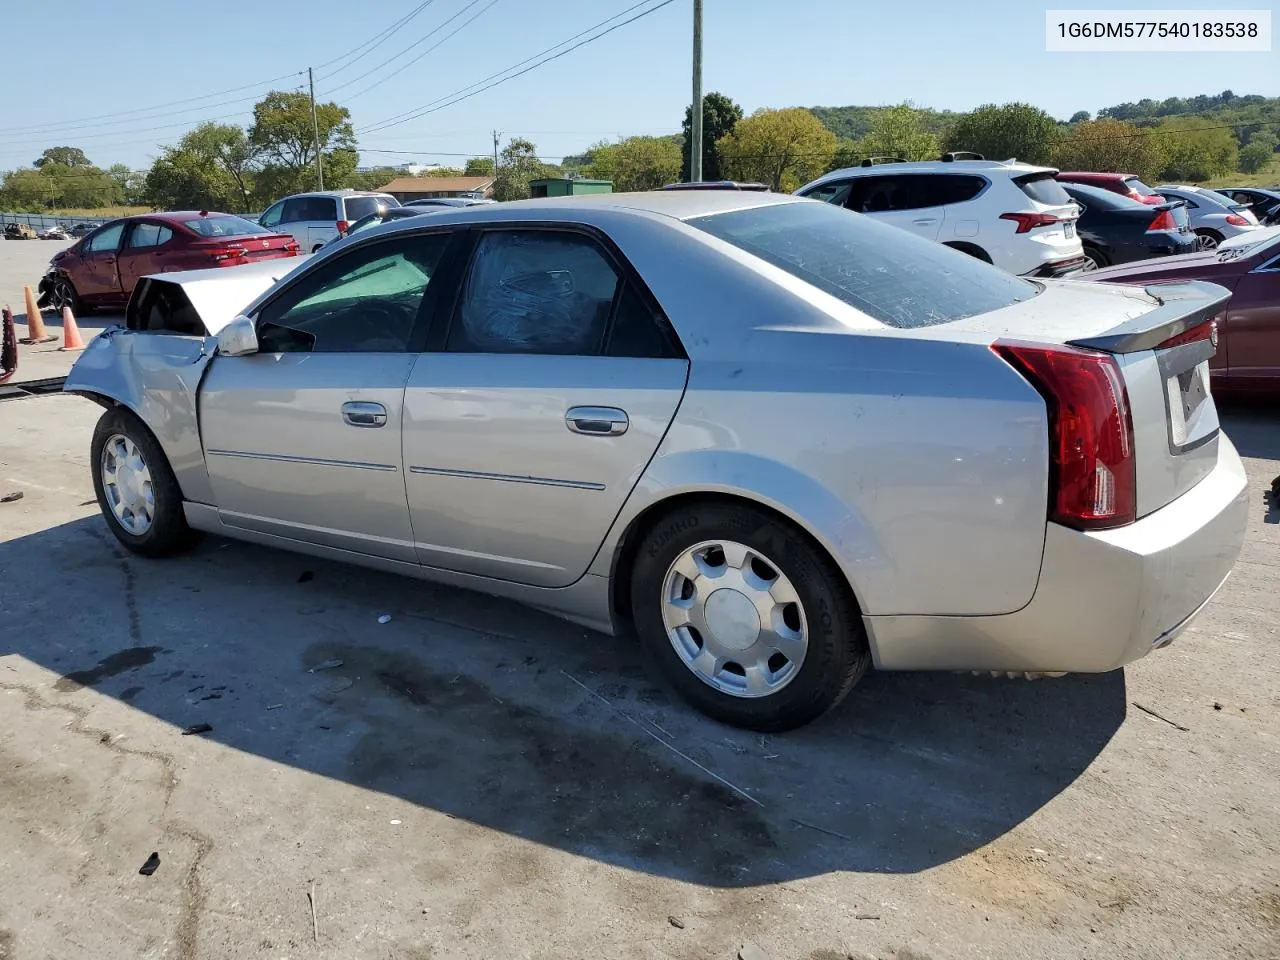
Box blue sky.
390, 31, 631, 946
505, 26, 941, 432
0, 0, 1275, 171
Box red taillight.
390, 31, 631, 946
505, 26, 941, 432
283, 241, 300, 256
336, 220, 349, 235
1157, 318, 1218, 352
1225, 213, 1250, 226
207, 246, 246, 263
993, 341, 1136, 530
1146, 209, 1177, 232
1000, 211, 1067, 233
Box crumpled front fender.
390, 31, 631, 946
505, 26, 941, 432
64, 328, 218, 504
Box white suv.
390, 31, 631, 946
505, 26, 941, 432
258, 190, 399, 252
795, 157, 1088, 277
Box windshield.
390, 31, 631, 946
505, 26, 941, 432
688, 200, 1038, 329
183, 215, 271, 237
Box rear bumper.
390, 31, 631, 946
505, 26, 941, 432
864, 434, 1249, 672
1024, 255, 1091, 278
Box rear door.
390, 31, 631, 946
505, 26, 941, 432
200, 230, 455, 561
117, 220, 174, 294
1223, 256, 1280, 390
300, 196, 341, 250
78, 221, 127, 301
848, 174, 943, 240
402, 226, 689, 587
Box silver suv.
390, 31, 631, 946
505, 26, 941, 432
258, 190, 399, 252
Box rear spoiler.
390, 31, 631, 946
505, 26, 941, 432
1067, 281, 1231, 354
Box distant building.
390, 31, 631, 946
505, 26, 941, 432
381, 176, 495, 202
529, 178, 613, 198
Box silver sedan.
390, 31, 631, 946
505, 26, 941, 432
65, 191, 1249, 730
1155, 184, 1261, 249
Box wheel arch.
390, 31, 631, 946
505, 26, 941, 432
942, 240, 992, 263
601, 454, 881, 626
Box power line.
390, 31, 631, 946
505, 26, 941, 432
312, 0, 439, 73
335, 0, 501, 102
359, 0, 676, 135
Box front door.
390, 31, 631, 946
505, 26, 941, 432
78, 221, 126, 301
403, 227, 689, 587
1223, 264, 1280, 392
200, 229, 455, 562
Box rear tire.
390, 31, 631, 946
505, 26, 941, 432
629, 502, 870, 731
943, 241, 992, 263
91, 407, 202, 558
1194, 228, 1223, 251
1082, 244, 1108, 270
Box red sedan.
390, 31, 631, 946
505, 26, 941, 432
1085, 226, 1280, 398
1056, 171, 1166, 205
42, 212, 298, 314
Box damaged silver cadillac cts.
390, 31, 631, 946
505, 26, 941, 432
64, 191, 1250, 731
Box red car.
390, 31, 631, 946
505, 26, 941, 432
1056, 172, 1165, 206
41, 211, 298, 314
1085, 226, 1280, 398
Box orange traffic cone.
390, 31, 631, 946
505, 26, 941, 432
20, 285, 55, 344
59, 305, 85, 351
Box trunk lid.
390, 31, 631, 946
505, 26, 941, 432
942, 279, 1230, 519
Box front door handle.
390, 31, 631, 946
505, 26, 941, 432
912, 218, 937, 225
342, 401, 387, 428
565, 406, 628, 436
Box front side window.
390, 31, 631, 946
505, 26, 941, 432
446, 231, 620, 356
689, 200, 1038, 329
258, 202, 284, 228
255, 233, 450, 353
86, 222, 125, 253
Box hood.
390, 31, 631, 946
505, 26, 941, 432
127, 256, 311, 334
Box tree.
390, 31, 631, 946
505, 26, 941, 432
681, 91, 743, 181
1156, 117, 1238, 181
1052, 118, 1168, 180
585, 136, 682, 191
33, 146, 91, 169
1069, 110, 1092, 124
0, 162, 119, 210
464, 157, 495, 176
145, 123, 257, 211
421, 166, 465, 178
947, 102, 1059, 164
108, 163, 145, 206
248, 91, 357, 201
347, 166, 402, 191
717, 107, 836, 191
0, 168, 58, 209
492, 137, 547, 201
1239, 134, 1277, 174
855, 103, 939, 161
827, 138, 861, 172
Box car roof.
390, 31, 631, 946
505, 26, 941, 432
284, 190, 392, 199
820, 158, 1055, 179
1058, 171, 1136, 180
362, 190, 799, 231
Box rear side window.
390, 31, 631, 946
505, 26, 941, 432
688, 201, 1038, 329
282, 196, 338, 222
1014, 173, 1073, 205
344, 196, 394, 221
932, 174, 987, 205
800, 180, 853, 205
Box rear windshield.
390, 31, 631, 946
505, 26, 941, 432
1015, 172, 1072, 206
183, 215, 270, 237
344, 195, 397, 220
1124, 178, 1158, 196
689, 201, 1038, 329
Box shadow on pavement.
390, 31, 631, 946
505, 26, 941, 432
1, 512, 1126, 886
1220, 399, 1280, 460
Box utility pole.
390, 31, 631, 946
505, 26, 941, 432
690, 0, 703, 183
492, 129, 501, 173
308, 67, 324, 191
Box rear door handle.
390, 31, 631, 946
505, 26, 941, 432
342, 401, 387, 428
565, 406, 628, 436
912, 218, 937, 225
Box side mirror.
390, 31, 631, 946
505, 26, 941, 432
216, 315, 259, 356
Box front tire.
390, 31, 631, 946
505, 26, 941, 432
91, 407, 201, 558
51, 275, 85, 316
629, 502, 870, 732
